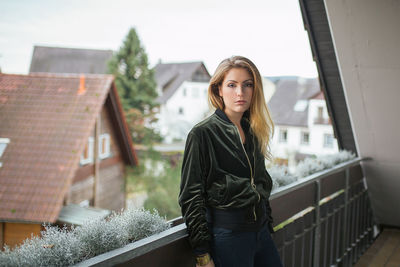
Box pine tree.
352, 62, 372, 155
109, 28, 161, 144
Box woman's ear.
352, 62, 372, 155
218, 85, 222, 97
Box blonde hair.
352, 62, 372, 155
208, 56, 274, 160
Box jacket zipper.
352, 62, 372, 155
235, 126, 261, 221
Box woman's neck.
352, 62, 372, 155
224, 110, 243, 128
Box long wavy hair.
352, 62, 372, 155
208, 56, 274, 160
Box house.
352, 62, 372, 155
267, 76, 338, 168
0, 73, 137, 248
154, 62, 211, 143
29, 45, 113, 74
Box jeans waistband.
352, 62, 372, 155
206, 201, 267, 229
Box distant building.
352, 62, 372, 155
154, 62, 211, 143
0, 73, 137, 248
29, 45, 113, 74
262, 77, 276, 103
268, 77, 338, 168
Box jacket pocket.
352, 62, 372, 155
208, 174, 254, 207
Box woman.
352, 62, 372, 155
179, 56, 282, 267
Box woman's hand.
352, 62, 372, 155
196, 259, 215, 267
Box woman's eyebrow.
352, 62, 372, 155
225, 79, 254, 83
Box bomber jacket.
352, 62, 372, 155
178, 109, 274, 254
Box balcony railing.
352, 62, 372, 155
314, 117, 331, 125
75, 157, 375, 267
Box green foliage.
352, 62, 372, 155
108, 28, 161, 145
127, 149, 182, 220
124, 108, 162, 145
108, 28, 157, 112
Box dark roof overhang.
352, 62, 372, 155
299, 0, 357, 154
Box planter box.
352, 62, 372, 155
74, 223, 194, 267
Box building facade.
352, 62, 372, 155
268, 77, 338, 169
154, 62, 211, 143
0, 73, 136, 249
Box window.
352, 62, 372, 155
80, 137, 94, 165
318, 107, 324, 119
323, 133, 334, 148
99, 134, 111, 159
0, 138, 10, 168
279, 129, 288, 143
301, 131, 309, 145
178, 107, 184, 115
182, 88, 187, 97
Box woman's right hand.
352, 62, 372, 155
196, 259, 215, 267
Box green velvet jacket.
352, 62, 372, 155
178, 109, 274, 254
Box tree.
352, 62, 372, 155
108, 28, 161, 144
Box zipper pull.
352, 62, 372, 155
253, 205, 257, 221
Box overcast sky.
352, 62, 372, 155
0, 0, 318, 77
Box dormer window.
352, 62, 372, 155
99, 134, 111, 159
80, 137, 94, 165
0, 138, 10, 168
294, 100, 308, 112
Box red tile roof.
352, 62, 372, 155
0, 73, 115, 223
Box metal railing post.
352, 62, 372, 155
341, 168, 350, 266
313, 180, 321, 267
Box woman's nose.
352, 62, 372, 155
236, 86, 244, 96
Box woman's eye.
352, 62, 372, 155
245, 83, 254, 88
227, 83, 235, 88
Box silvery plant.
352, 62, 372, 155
268, 164, 298, 191
269, 150, 356, 191
295, 150, 355, 178
0, 208, 170, 267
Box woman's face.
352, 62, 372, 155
219, 67, 253, 118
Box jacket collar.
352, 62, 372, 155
215, 109, 251, 132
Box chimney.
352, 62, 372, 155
78, 75, 86, 95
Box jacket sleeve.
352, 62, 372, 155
265, 169, 275, 233
265, 199, 275, 233
178, 131, 211, 255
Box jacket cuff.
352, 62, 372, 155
193, 241, 211, 256
268, 221, 275, 234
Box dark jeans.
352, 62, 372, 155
210, 224, 283, 267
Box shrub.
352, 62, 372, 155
295, 150, 356, 178
127, 148, 182, 220
0, 225, 82, 267
0, 208, 170, 267
270, 150, 356, 189
295, 157, 326, 178
268, 165, 298, 190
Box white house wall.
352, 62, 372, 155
158, 81, 210, 143
270, 98, 338, 169
271, 125, 337, 157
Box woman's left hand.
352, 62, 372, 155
196, 259, 215, 267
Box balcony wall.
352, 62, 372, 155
75, 158, 375, 267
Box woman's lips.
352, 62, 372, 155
235, 100, 247, 104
